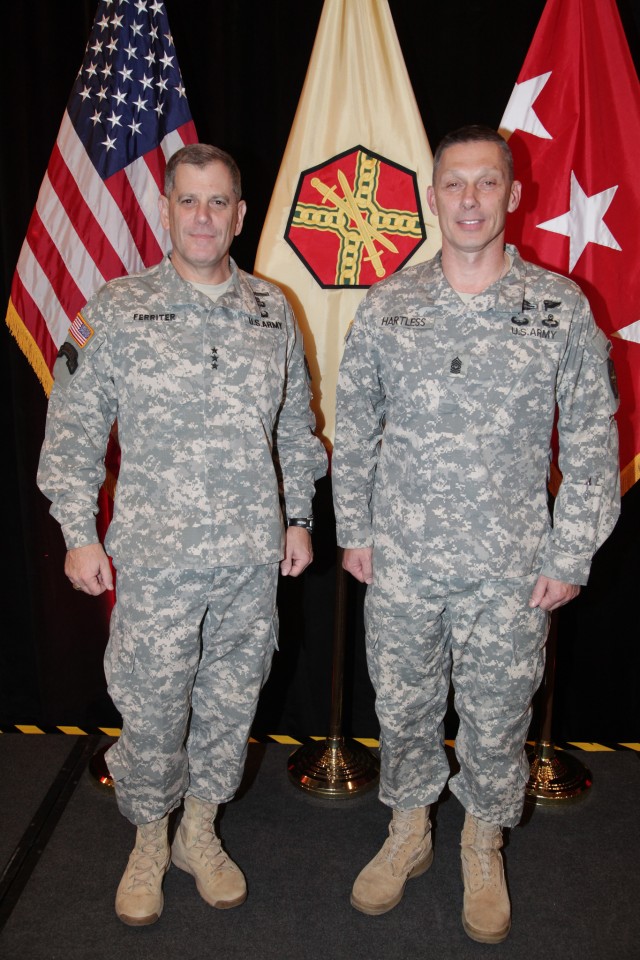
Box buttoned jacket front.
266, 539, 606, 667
38, 256, 325, 568
333, 247, 620, 584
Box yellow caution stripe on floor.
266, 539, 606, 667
0, 727, 637, 751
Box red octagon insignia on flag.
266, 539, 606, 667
285, 145, 426, 289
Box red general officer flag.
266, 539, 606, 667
5, 0, 197, 396
499, 0, 640, 495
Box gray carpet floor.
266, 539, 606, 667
0, 736, 638, 960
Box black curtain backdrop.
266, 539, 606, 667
1, 1, 639, 740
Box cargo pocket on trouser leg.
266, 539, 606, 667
261, 611, 280, 688
103, 603, 190, 823
104, 740, 126, 783
103, 603, 136, 706
102, 605, 137, 815
102, 737, 136, 820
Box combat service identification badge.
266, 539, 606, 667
285, 146, 426, 289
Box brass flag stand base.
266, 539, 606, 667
288, 548, 379, 798
288, 735, 379, 798
526, 740, 592, 805
525, 611, 592, 806
89, 743, 115, 788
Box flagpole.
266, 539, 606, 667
500, 0, 636, 800
255, 0, 439, 796
525, 612, 592, 805
287, 547, 379, 797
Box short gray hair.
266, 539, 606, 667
432, 125, 514, 183
164, 143, 242, 199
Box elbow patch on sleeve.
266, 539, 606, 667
589, 325, 619, 405
607, 355, 619, 402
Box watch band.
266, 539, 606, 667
287, 516, 314, 532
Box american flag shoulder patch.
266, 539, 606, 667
69, 312, 94, 348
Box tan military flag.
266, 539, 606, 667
254, 0, 440, 445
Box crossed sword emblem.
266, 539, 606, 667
310, 169, 399, 278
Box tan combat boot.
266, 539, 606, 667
115, 816, 171, 925
460, 812, 511, 943
351, 806, 433, 915
171, 795, 246, 908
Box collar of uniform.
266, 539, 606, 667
493, 244, 528, 314
157, 254, 205, 308
423, 244, 528, 315
159, 254, 250, 313
416, 251, 468, 312
412, 251, 461, 308
229, 259, 266, 319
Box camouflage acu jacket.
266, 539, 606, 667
332, 246, 620, 584
38, 256, 326, 567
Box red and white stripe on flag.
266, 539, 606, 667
499, 0, 640, 495
5, 0, 197, 395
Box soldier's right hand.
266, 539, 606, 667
65, 543, 114, 595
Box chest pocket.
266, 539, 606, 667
383, 317, 566, 427
219, 328, 279, 392
117, 321, 203, 408
440, 320, 567, 419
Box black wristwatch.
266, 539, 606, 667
287, 516, 314, 533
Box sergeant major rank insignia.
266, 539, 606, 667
285, 146, 426, 289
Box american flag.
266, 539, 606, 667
5, 0, 197, 394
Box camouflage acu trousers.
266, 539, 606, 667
104, 563, 279, 825
364, 552, 548, 827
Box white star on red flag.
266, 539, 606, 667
537, 171, 621, 272
500, 72, 552, 140
499, 0, 640, 494
617, 320, 640, 346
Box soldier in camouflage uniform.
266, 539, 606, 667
38, 144, 326, 926
332, 126, 619, 943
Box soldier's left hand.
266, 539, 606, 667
529, 575, 580, 612
280, 527, 313, 577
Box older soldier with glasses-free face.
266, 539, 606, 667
38, 143, 326, 926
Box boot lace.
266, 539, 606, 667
377, 814, 425, 875
192, 818, 235, 874
462, 824, 502, 891
124, 828, 168, 892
